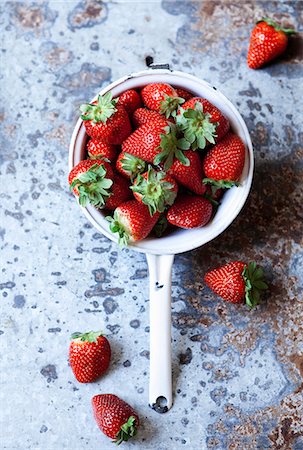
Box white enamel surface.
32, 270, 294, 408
146, 254, 174, 411
69, 69, 254, 256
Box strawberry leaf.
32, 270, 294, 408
259, 17, 296, 35
242, 262, 268, 308
176, 102, 218, 150
80, 92, 117, 123
131, 166, 176, 216
120, 153, 147, 180
71, 331, 103, 343
152, 214, 168, 237
114, 416, 137, 445
71, 163, 113, 208
106, 213, 130, 248
159, 94, 185, 118
154, 123, 190, 170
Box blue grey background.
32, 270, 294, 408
0, 1, 302, 449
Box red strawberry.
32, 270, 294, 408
168, 150, 206, 195
203, 132, 245, 183
141, 83, 184, 117
107, 200, 160, 245
117, 89, 142, 115
167, 194, 212, 228
92, 394, 139, 444
175, 87, 193, 101
68, 160, 114, 207
87, 139, 117, 161
132, 108, 166, 128
80, 92, 131, 145
131, 166, 178, 215
247, 18, 295, 69
204, 261, 268, 307
122, 118, 168, 164
105, 175, 132, 210
177, 97, 230, 149
69, 331, 111, 383
116, 152, 147, 180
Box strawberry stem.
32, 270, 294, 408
159, 94, 185, 118
242, 262, 268, 308
154, 123, 191, 170
114, 416, 137, 445
70, 163, 113, 208
80, 92, 118, 123
106, 211, 130, 248
131, 166, 176, 216
120, 153, 147, 180
258, 17, 296, 35
71, 331, 103, 343
176, 102, 218, 150
203, 178, 240, 193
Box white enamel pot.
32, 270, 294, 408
69, 68, 254, 413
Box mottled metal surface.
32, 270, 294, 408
0, 1, 302, 449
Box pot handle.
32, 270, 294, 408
146, 253, 174, 413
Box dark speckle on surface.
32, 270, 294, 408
40, 365, 58, 383
102, 297, 118, 314
179, 348, 193, 365
13, 295, 25, 308
130, 319, 140, 329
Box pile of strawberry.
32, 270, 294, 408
69, 83, 246, 246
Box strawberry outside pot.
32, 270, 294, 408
69, 66, 254, 413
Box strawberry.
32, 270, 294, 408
121, 118, 168, 164
203, 132, 245, 184
204, 261, 268, 307
132, 108, 166, 128
92, 394, 139, 445
247, 18, 295, 69
141, 83, 184, 117
175, 87, 193, 101
69, 331, 111, 383
68, 160, 114, 207
116, 152, 147, 180
105, 175, 132, 210
177, 97, 230, 149
168, 150, 206, 195
80, 92, 131, 145
167, 194, 212, 228
107, 200, 160, 245
117, 89, 142, 115
87, 139, 117, 161
131, 166, 178, 215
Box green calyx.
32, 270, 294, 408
120, 153, 147, 180
203, 178, 240, 195
203, 192, 219, 207
242, 262, 268, 308
131, 166, 176, 216
71, 163, 113, 208
71, 331, 103, 343
159, 94, 185, 118
80, 92, 118, 123
114, 416, 137, 445
106, 211, 130, 248
176, 102, 218, 150
154, 123, 191, 170
152, 214, 168, 237
258, 17, 296, 35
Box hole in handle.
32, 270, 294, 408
150, 396, 169, 414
